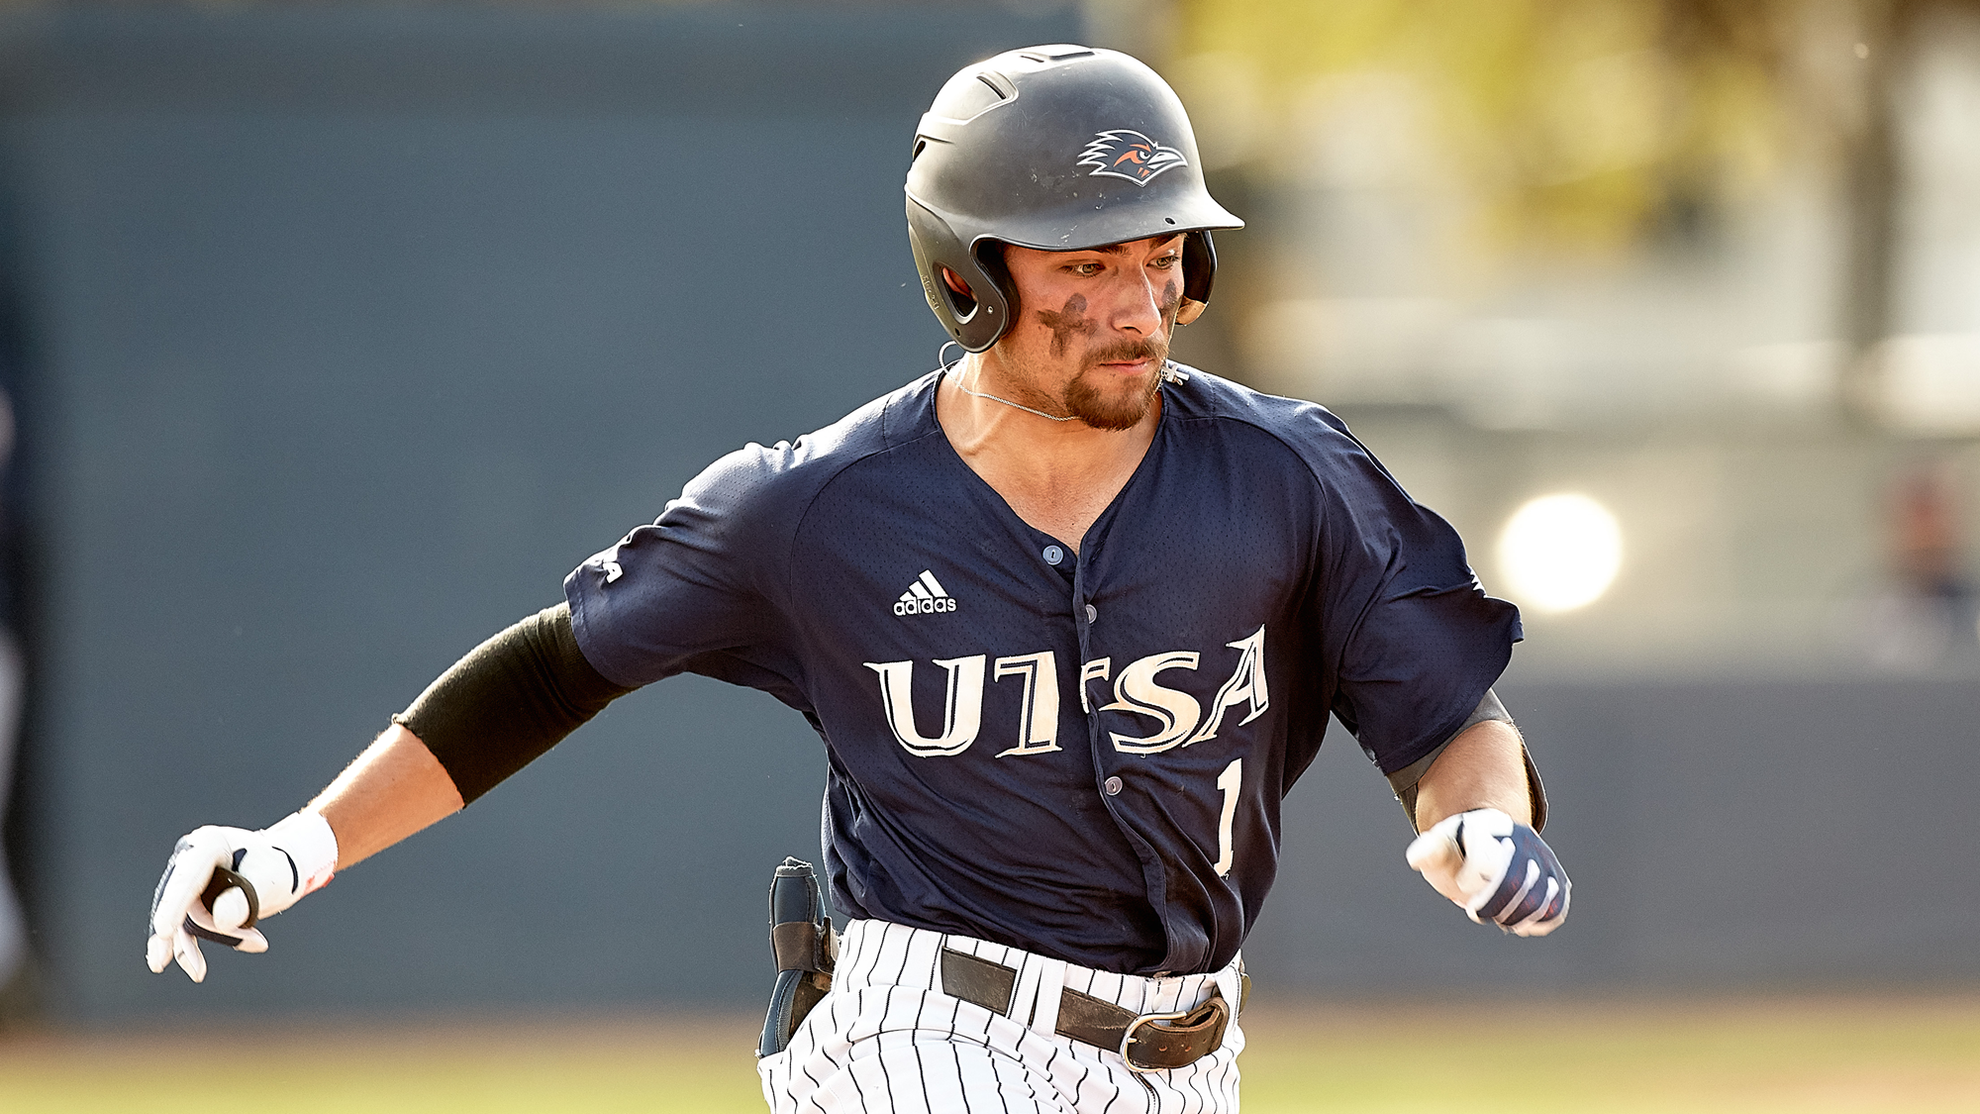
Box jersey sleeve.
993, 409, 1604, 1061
1308, 413, 1522, 775
563, 441, 807, 704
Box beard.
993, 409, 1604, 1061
979, 327, 1171, 430
1060, 336, 1169, 431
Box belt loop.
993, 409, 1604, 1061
1028, 958, 1067, 1037
1007, 954, 1067, 1031
1008, 952, 1044, 1026
1212, 959, 1241, 1020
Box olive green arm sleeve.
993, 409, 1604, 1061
1384, 689, 1549, 832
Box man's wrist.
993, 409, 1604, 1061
265, 810, 338, 896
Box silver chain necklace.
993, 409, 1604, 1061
939, 341, 1078, 422
954, 381, 1079, 422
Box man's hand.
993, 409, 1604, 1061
1405, 807, 1568, 937
145, 811, 338, 982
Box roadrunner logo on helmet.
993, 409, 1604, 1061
905, 45, 1245, 352
1077, 130, 1189, 186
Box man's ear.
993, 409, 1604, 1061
939, 266, 973, 297
1176, 298, 1206, 326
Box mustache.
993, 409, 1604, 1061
1084, 336, 1169, 367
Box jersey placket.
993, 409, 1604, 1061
1069, 534, 1186, 975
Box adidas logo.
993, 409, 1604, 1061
893, 570, 958, 616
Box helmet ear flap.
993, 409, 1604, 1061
907, 200, 1012, 352
1182, 230, 1217, 306
970, 240, 1015, 325
1174, 230, 1217, 326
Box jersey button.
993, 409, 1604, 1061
1085, 604, 1097, 624
1103, 776, 1123, 796
1043, 544, 1064, 566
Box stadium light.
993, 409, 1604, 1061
1496, 494, 1622, 612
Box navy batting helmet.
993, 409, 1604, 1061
905, 45, 1245, 352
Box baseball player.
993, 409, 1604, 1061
146, 45, 1568, 1113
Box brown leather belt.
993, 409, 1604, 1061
938, 948, 1234, 1072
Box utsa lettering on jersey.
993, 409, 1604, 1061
863, 623, 1269, 758
146, 44, 1570, 1114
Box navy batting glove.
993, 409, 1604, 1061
1406, 808, 1570, 937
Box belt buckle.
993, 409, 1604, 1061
1118, 992, 1229, 1075
1118, 1008, 1192, 1074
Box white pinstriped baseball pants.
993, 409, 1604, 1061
757, 919, 1245, 1114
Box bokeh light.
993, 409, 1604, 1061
1497, 493, 1623, 612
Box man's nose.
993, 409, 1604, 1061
1108, 271, 1165, 336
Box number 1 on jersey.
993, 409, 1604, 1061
1213, 758, 1242, 876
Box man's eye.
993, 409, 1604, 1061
1153, 254, 1181, 269
1072, 262, 1103, 276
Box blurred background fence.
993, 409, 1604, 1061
0, 0, 1975, 1027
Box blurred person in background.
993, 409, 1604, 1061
0, 386, 21, 1005
0, 222, 25, 1008
143, 46, 1569, 1113
1862, 462, 1977, 668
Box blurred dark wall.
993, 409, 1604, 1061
0, 6, 1972, 1028
0, 3, 1081, 1023
1251, 676, 1980, 998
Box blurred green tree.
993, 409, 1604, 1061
1174, 0, 1980, 421
1176, 0, 1792, 254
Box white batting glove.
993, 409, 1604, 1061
1405, 808, 1569, 937
145, 812, 338, 982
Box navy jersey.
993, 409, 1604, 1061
565, 367, 1519, 975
